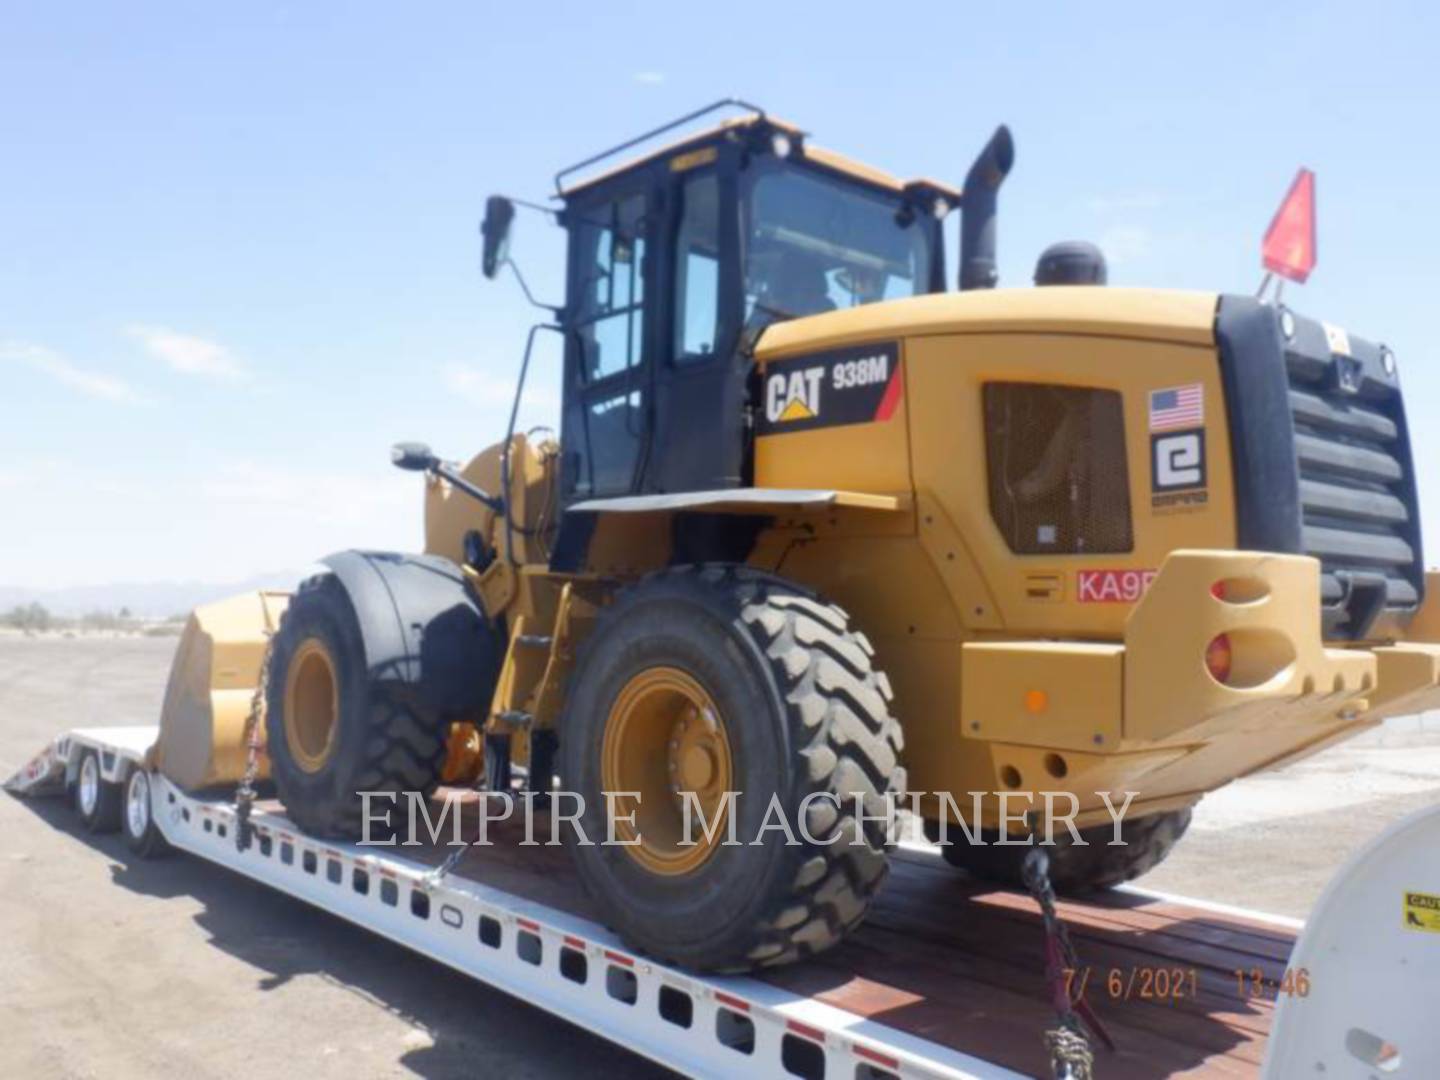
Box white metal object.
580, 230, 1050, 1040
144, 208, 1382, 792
7, 730, 1023, 1080
4, 725, 158, 797
1262, 803, 1440, 1077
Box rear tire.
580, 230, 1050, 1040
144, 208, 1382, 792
122, 767, 170, 858
924, 808, 1193, 893
560, 565, 905, 972
73, 750, 122, 833
265, 574, 449, 840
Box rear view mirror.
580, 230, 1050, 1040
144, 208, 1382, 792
481, 196, 516, 279
390, 441, 437, 472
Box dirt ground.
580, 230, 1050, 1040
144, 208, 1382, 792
2, 635, 1437, 1078
0, 636, 675, 1080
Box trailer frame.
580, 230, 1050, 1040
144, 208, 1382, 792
8, 726, 1025, 1080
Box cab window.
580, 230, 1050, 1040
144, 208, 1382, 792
673, 171, 721, 364
572, 193, 647, 381
743, 166, 932, 327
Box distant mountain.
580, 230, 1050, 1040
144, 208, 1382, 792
0, 570, 308, 618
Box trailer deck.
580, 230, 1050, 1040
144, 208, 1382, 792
7, 728, 1301, 1080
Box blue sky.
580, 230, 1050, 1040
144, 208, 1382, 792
2, 1, 1437, 588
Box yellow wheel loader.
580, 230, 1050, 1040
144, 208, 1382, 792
153, 101, 1440, 973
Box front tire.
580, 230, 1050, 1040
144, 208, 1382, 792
560, 565, 905, 972
265, 574, 449, 840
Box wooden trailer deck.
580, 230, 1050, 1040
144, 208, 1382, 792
390, 790, 1296, 1079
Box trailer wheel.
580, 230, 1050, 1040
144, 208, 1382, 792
122, 767, 170, 858
74, 749, 122, 833
265, 573, 448, 840
560, 565, 905, 972
923, 808, 1193, 893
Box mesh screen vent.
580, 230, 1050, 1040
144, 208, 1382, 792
983, 382, 1133, 555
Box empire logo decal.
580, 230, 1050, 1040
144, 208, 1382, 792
758, 342, 902, 435
1150, 426, 1208, 514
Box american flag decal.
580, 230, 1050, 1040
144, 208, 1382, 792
1149, 384, 1204, 431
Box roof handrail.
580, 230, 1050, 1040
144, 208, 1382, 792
553, 97, 767, 197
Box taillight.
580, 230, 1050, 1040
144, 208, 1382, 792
1206, 633, 1233, 684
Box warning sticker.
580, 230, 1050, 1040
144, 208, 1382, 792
1323, 321, 1353, 358
1404, 890, 1440, 934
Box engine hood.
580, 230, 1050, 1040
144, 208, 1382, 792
753, 287, 1219, 362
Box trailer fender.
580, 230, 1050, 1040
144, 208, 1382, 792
319, 550, 502, 717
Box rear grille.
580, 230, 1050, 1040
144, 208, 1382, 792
1282, 316, 1422, 636
1215, 296, 1423, 641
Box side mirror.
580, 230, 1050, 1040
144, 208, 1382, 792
390, 441, 437, 473
480, 195, 516, 279
390, 441, 505, 513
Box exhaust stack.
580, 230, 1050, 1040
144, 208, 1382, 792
959, 125, 1015, 290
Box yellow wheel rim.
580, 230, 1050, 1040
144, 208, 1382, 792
601, 666, 733, 876
283, 638, 339, 773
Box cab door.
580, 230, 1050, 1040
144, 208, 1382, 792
648, 157, 747, 493
560, 188, 654, 501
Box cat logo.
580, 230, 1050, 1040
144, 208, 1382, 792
766, 366, 824, 423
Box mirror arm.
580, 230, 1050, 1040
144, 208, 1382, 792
509, 195, 561, 219
429, 461, 504, 515
482, 195, 562, 313
500, 322, 564, 565
502, 257, 562, 316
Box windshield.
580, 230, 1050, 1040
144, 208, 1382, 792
743, 164, 934, 326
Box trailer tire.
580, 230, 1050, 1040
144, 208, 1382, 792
560, 564, 905, 972
122, 767, 170, 858
73, 749, 122, 833
265, 573, 449, 840
924, 808, 1193, 893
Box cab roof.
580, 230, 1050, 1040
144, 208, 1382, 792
558, 111, 961, 204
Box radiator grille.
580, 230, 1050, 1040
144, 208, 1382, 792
1282, 316, 1421, 638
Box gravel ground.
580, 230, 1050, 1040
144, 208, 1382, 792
1140, 722, 1440, 918
2, 635, 1436, 1077
0, 635, 673, 1080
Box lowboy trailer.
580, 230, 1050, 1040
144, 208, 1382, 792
9, 724, 1315, 1080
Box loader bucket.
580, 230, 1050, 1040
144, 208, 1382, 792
155, 590, 290, 790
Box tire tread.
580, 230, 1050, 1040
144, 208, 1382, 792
265, 575, 449, 840
601, 564, 905, 970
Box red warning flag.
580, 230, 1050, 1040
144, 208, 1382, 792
1262, 168, 1317, 283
